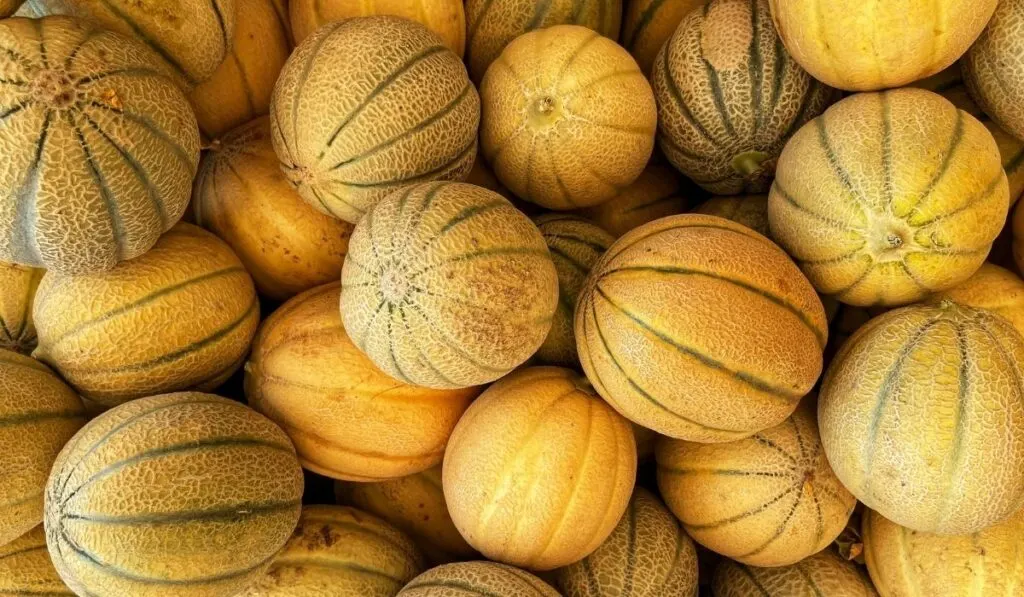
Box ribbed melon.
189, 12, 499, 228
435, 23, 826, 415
480, 25, 656, 210
930, 263, 1024, 337
270, 16, 479, 223
443, 367, 637, 570
621, 0, 707, 75
576, 162, 689, 238
713, 550, 879, 597
652, 0, 835, 195
0, 17, 200, 275
32, 223, 259, 408
694, 195, 769, 237
0, 526, 72, 595
819, 301, 1024, 534
964, 1, 1024, 143
0, 351, 84, 546
398, 562, 560, 596
0, 262, 42, 354
194, 117, 353, 301
43, 392, 303, 597
246, 282, 478, 481
575, 214, 827, 442
290, 0, 465, 55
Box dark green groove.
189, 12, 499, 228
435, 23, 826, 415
556, 31, 602, 88
703, 58, 736, 140
209, 0, 229, 59
624, 495, 639, 596
907, 109, 965, 216
70, 112, 125, 261
748, 0, 765, 134
913, 170, 1004, 228
753, 434, 798, 465
880, 93, 895, 207
735, 563, 772, 596
524, 0, 554, 30
780, 78, 822, 140
794, 563, 826, 597
291, 23, 338, 161
547, 244, 591, 276
772, 181, 848, 231
33, 19, 47, 70
605, 220, 762, 264
0, 544, 46, 562
407, 247, 551, 282
406, 303, 507, 374
816, 116, 871, 212
659, 33, 723, 151
86, 101, 194, 172
898, 261, 930, 292
685, 483, 800, 531
76, 66, 166, 86
62, 499, 299, 526
0, 101, 29, 122
437, 199, 508, 235
624, 0, 668, 50
337, 136, 475, 188
944, 323, 971, 510
95, 0, 198, 85
11, 109, 50, 265
768, 36, 786, 113
399, 307, 459, 387
658, 466, 791, 478
736, 486, 802, 558
63, 27, 102, 73
544, 232, 610, 253
0, 409, 84, 428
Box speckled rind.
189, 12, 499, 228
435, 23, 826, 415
0, 526, 74, 594
0, 261, 43, 353
397, 561, 560, 596
713, 550, 878, 597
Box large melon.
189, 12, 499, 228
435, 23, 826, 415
694, 195, 769, 237
270, 16, 479, 223
963, 1, 1024, 142
576, 162, 689, 238
0, 17, 200, 274
713, 550, 879, 597
398, 562, 560, 596
290, 0, 465, 55
0, 262, 42, 353
0, 526, 72, 594
930, 263, 1024, 337
621, 0, 707, 75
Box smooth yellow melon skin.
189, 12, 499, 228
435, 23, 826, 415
819, 302, 1024, 534
768, 0, 996, 91
963, 0, 1024, 142
694, 195, 769, 237
0, 526, 72, 595
714, 550, 879, 597
194, 117, 353, 301
0, 351, 85, 546
290, 0, 465, 55
0, 262, 43, 353
32, 223, 259, 407
443, 367, 637, 571
398, 562, 560, 596
621, 0, 707, 76
43, 392, 304, 597
576, 162, 689, 238
929, 263, 1024, 337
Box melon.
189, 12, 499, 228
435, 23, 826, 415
963, 1, 1024, 144
339, 182, 559, 389
768, 89, 1009, 307
575, 214, 827, 442
929, 263, 1024, 337
270, 16, 479, 223
480, 25, 656, 210
290, 0, 465, 55
398, 562, 560, 596
694, 195, 769, 237
555, 487, 698, 597
819, 301, 1024, 534
194, 117, 353, 301
32, 223, 259, 408
0, 17, 200, 275
0, 526, 72, 594
767, 0, 996, 91
0, 262, 42, 353
464, 152, 514, 200
43, 392, 303, 597
621, 0, 707, 75
713, 550, 879, 597
246, 282, 478, 481
652, 0, 835, 195
0, 350, 85, 546
1, 0, 23, 15
821, 298, 882, 366
576, 162, 689, 238
443, 367, 637, 570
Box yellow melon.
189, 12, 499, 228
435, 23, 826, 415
929, 263, 1024, 337
0, 526, 72, 594
0, 17, 200, 275
480, 25, 656, 210
398, 562, 560, 596
43, 392, 303, 597
0, 262, 42, 353
694, 195, 769, 237
768, 0, 996, 91
576, 214, 827, 442
963, 0, 1024, 142
270, 16, 479, 223
576, 162, 689, 238
621, 0, 707, 75
443, 367, 637, 570
193, 117, 353, 301
713, 550, 879, 597
819, 302, 1024, 534
246, 282, 478, 481
290, 0, 465, 55
32, 223, 259, 408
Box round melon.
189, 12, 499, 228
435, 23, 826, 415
576, 162, 689, 238
398, 562, 560, 596
43, 392, 303, 597
270, 16, 479, 223
555, 487, 698, 597
575, 214, 827, 442
246, 282, 478, 481
443, 367, 637, 570
713, 550, 879, 597
964, 1, 1024, 145
339, 182, 558, 389
32, 223, 259, 408
652, 0, 835, 195
768, 0, 996, 91
290, 0, 465, 55
0, 351, 85, 546
768, 88, 1009, 307
0, 262, 42, 354
694, 195, 769, 237
194, 117, 353, 301
929, 263, 1024, 337
241, 505, 426, 596
480, 25, 656, 210
0, 16, 200, 275
819, 301, 1024, 534
0, 526, 72, 594
621, 0, 707, 75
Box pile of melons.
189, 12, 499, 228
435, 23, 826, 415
2, 0, 1024, 595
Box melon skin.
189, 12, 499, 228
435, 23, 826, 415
270, 16, 479, 224
576, 162, 689, 238
713, 550, 879, 597
0, 526, 72, 594
43, 392, 304, 597
0, 262, 43, 354
0, 17, 200, 275
398, 562, 560, 596
0, 0, 23, 16
621, 0, 707, 76
964, 1, 1024, 146
693, 195, 769, 237
929, 262, 1024, 337
290, 0, 465, 55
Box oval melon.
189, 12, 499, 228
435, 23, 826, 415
576, 162, 689, 238
929, 263, 1024, 337
713, 550, 878, 597
398, 562, 560, 596
0, 526, 72, 594
0, 262, 43, 354
964, 1, 1024, 143
621, 0, 707, 75
694, 195, 769, 237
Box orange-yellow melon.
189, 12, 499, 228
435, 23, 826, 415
963, 0, 1024, 141
694, 195, 769, 237
0, 17, 200, 275
290, 0, 465, 55
270, 16, 479, 223
480, 25, 656, 210
0, 351, 85, 546
32, 223, 259, 407
443, 367, 637, 570
819, 302, 1024, 534
0, 526, 72, 594
246, 282, 478, 481
621, 0, 707, 75
193, 117, 353, 301
576, 214, 827, 442
713, 550, 879, 597
929, 263, 1024, 337
555, 488, 698, 597
398, 562, 560, 596
0, 262, 42, 354
340, 182, 558, 389
576, 162, 689, 238
768, 0, 996, 91
43, 392, 303, 597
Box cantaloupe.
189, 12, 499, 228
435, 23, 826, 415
929, 263, 1024, 337
694, 195, 769, 237
0, 526, 72, 594
32, 223, 259, 407
398, 561, 560, 596
768, 0, 996, 92
652, 0, 835, 195
339, 182, 559, 389
962, 1, 1024, 142
240, 505, 426, 596
0, 262, 42, 353
270, 16, 479, 223
246, 282, 478, 481
0, 0, 22, 16
194, 117, 353, 301
0, 351, 85, 546
576, 214, 827, 442
443, 367, 637, 570
0, 17, 200, 275
480, 25, 656, 210
555, 488, 698, 597
43, 392, 303, 597
819, 301, 1024, 534
713, 550, 879, 597
768, 89, 1009, 307
621, 0, 707, 75
290, 0, 465, 55
576, 162, 689, 238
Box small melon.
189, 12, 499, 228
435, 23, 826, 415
576, 162, 689, 238
0, 262, 43, 353
0, 526, 72, 594
713, 550, 878, 597
929, 262, 1024, 337
398, 562, 560, 596
290, 0, 465, 55
962, 0, 1024, 141
621, 0, 707, 75
693, 195, 769, 237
